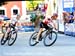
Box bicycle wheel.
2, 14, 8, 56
1, 33, 8, 45
44, 31, 57, 46
8, 30, 17, 46
2, 26, 7, 33
29, 32, 39, 46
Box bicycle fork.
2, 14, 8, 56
46, 31, 52, 40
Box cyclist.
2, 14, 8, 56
35, 13, 58, 42
4, 13, 21, 37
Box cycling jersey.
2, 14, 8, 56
11, 15, 18, 24
43, 18, 53, 25
40, 17, 54, 29
9, 15, 21, 30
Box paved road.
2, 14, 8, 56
0, 32, 75, 56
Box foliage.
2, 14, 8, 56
30, 13, 37, 23
30, 13, 45, 23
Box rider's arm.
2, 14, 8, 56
53, 20, 58, 30
15, 20, 21, 26
43, 18, 49, 24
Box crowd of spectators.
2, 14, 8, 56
62, 11, 75, 25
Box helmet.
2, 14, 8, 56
53, 13, 58, 17
46, 16, 51, 20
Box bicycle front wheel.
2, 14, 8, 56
29, 32, 38, 46
44, 31, 57, 46
8, 31, 17, 46
1, 33, 8, 45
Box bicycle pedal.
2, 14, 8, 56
39, 38, 42, 41
38, 35, 42, 41
33, 38, 36, 40
36, 41, 39, 43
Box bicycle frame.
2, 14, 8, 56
40, 29, 53, 39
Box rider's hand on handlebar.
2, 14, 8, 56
54, 28, 58, 32
55, 28, 58, 30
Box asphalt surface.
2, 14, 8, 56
0, 32, 75, 56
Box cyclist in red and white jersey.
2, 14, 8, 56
35, 13, 58, 42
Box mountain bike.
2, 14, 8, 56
29, 27, 57, 46
1, 23, 17, 46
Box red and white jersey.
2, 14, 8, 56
43, 18, 53, 25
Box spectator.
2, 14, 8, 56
68, 12, 74, 23
62, 11, 69, 25
73, 11, 75, 20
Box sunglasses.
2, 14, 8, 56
48, 18, 50, 20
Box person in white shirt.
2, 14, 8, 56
5, 13, 21, 37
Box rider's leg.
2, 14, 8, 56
5, 27, 10, 37
35, 22, 44, 42
5, 23, 12, 37
35, 28, 43, 42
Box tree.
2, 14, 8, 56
26, 1, 38, 11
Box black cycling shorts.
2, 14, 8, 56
9, 23, 16, 30
40, 22, 49, 30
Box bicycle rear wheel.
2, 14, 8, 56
29, 32, 39, 46
44, 31, 57, 46
8, 30, 17, 46
1, 33, 8, 45
2, 26, 7, 33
